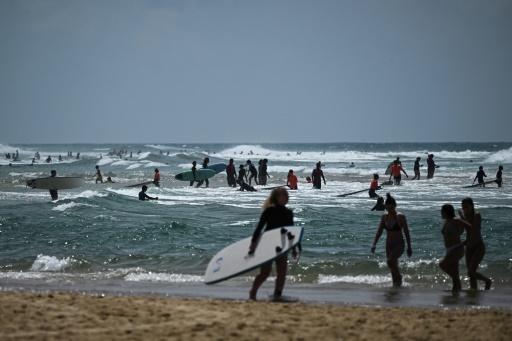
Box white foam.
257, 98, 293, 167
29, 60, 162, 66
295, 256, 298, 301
30, 255, 76, 272
124, 272, 204, 283
484, 147, 512, 163
317, 274, 391, 285
52, 202, 79, 211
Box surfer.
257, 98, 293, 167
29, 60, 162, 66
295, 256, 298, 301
258, 159, 270, 185
196, 157, 210, 188
369, 173, 382, 198
495, 165, 503, 187
95, 165, 103, 184
472, 166, 487, 186
286, 169, 298, 190
371, 197, 385, 211
139, 185, 158, 201
426, 154, 439, 179
439, 204, 471, 291
371, 193, 412, 287
388, 160, 408, 185
238, 180, 257, 192
189, 161, 198, 186
246, 160, 259, 186
311, 161, 326, 189
226, 159, 237, 187
49, 170, 58, 201
238, 164, 247, 184
153, 168, 160, 187
249, 188, 299, 301
45, 156, 52, 163
411, 157, 423, 180
459, 197, 492, 290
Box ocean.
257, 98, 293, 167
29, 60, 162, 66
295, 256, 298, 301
1, 142, 511, 309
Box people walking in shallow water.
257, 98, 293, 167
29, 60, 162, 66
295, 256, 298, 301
389, 160, 408, 185
196, 157, 210, 188
495, 165, 503, 187
459, 197, 492, 290
226, 158, 237, 187
286, 169, 298, 190
439, 204, 471, 291
238, 164, 247, 184
189, 161, 198, 186
246, 160, 258, 186
426, 154, 439, 179
258, 159, 270, 185
369, 173, 382, 198
49, 170, 58, 200
411, 157, 423, 180
95, 165, 103, 184
153, 168, 160, 187
473, 166, 487, 186
249, 188, 298, 301
371, 193, 412, 287
311, 162, 326, 189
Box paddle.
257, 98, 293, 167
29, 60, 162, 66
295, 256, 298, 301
337, 188, 370, 197
463, 180, 497, 188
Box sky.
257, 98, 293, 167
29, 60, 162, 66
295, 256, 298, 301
1, 0, 511, 144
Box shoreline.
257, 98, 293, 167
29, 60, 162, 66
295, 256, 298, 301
1, 290, 511, 341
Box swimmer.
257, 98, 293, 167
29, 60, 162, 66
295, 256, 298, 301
139, 185, 158, 201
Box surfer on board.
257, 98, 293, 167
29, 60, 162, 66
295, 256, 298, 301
249, 188, 299, 301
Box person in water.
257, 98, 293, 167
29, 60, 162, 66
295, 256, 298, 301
371, 193, 412, 287
238, 164, 247, 183
495, 165, 503, 187
439, 204, 471, 291
411, 157, 423, 180
95, 165, 103, 184
311, 161, 326, 189
153, 168, 160, 187
369, 173, 382, 198
196, 157, 210, 188
473, 166, 487, 186
249, 188, 299, 301
238, 179, 257, 192
426, 154, 439, 179
139, 185, 158, 201
189, 161, 198, 186
306, 176, 312, 183
106, 176, 115, 183
49, 170, 58, 201
226, 158, 237, 187
286, 169, 298, 190
371, 197, 385, 211
389, 160, 408, 185
246, 160, 259, 186
258, 159, 270, 185
459, 197, 492, 290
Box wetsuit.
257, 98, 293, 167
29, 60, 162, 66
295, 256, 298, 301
251, 204, 294, 242
496, 170, 503, 187
475, 170, 487, 185
190, 165, 197, 186
49, 189, 58, 200
197, 161, 209, 187
239, 180, 257, 192
412, 160, 421, 180
248, 164, 258, 185
238, 168, 247, 183
139, 191, 156, 200
427, 157, 437, 179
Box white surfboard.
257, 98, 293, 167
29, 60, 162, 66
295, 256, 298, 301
26, 177, 86, 190
204, 226, 303, 285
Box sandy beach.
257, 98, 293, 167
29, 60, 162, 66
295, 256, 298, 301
0, 291, 510, 341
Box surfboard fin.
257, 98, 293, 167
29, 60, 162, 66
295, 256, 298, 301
280, 228, 287, 234
287, 232, 295, 240
275, 246, 283, 253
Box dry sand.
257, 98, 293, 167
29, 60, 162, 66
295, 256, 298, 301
0, 291, 510, 340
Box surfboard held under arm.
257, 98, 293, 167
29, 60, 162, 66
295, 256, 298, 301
26, 177, 85, 190
204, 226, 304, 285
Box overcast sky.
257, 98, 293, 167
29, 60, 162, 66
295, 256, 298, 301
1, 0, 511, 144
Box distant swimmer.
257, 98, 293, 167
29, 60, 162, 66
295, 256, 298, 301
306, 176, 312, 183
426, 154, 440, 179
473, 166, 487, 186
495, 165, 503, 187
238, 179, 257, 192
95, 165, 103, 184
311, 161, 326, 189
45, 156, 52, 163
388, 160, 408, 185
459, 197, 492, 290
348, 162, 355, 168
49, 170, 58, 201
246, 160, 259, 186
411, 157, 423, 180
371, 193, 412, 287
139, 185, 158, 201
226, 159, 237, 187
249, 188, 299, 301
58, 155, 63, 162
196, 157, 210, 188
106, 176, 115, 183
153, 168, 160, 187
439, 204, 471, 291
286, 169, 298, 190
369, 173, 382, 198
371, 197, 385, 211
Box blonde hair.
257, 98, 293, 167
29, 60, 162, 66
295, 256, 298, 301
262, 187, 288, 210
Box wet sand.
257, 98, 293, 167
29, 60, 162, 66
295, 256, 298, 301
0, 291, 510, 340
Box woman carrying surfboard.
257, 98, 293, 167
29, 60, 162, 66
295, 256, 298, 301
249, 188, 299, 301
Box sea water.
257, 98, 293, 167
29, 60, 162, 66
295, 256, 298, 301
0, 142, 511, 308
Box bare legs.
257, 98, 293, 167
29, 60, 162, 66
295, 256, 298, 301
250, 254, 288, 300
466, 243, 492, 290
439, 245, 464, 291
386, 241, 405, 287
